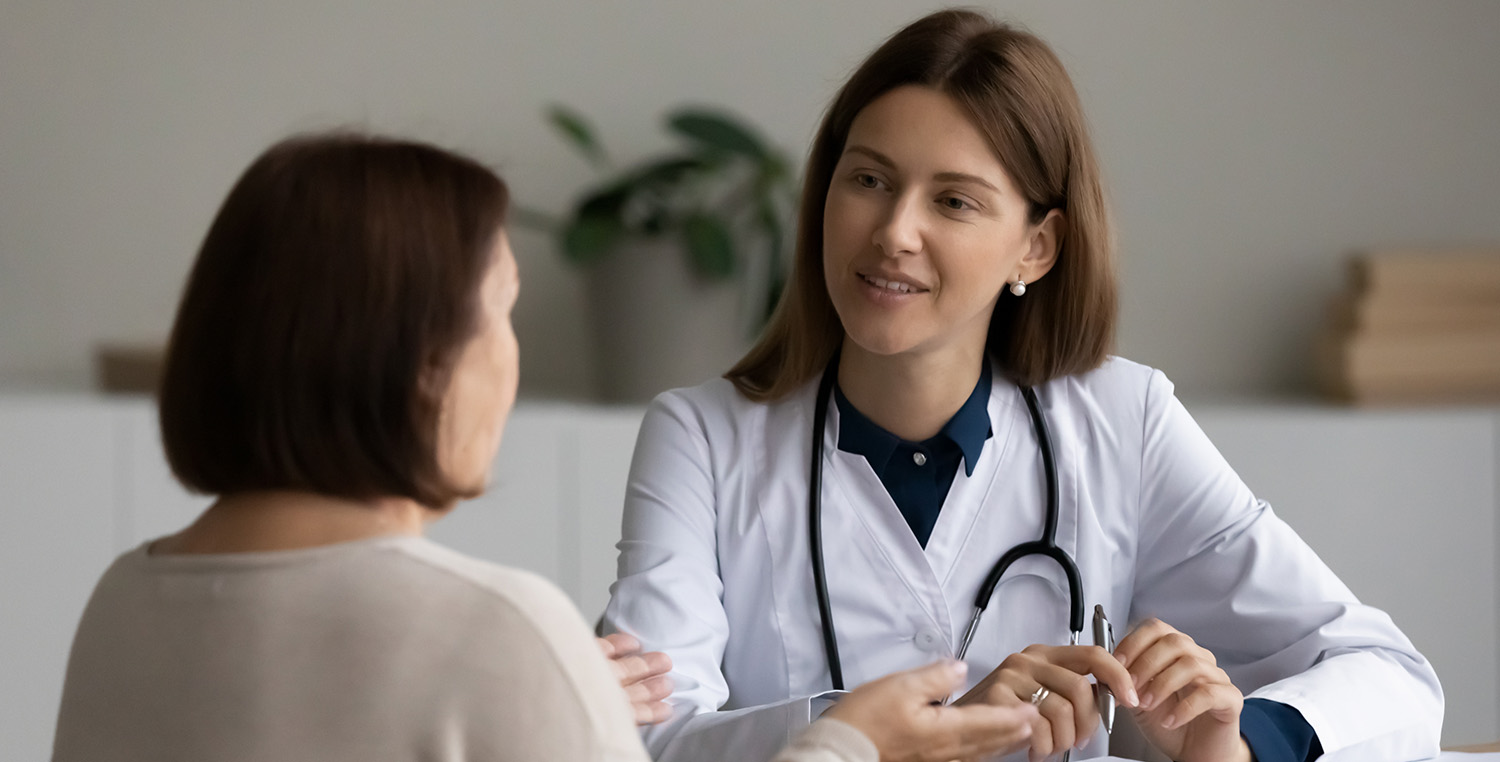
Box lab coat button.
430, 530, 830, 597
915, 629, 941, 651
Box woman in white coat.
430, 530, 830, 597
601, 9, 1443, 762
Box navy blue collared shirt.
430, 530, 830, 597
833, 362, 992, 548
831, 364, 1321, 762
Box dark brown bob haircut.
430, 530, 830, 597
159, 132, 509, 508
728, 8, 1116, 400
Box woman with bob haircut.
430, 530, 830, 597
601, 9, 1442, 762
51, 132, 1043, 762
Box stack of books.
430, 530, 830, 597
1316, 248, 1500, 405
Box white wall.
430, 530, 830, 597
2, 1, 1499, 399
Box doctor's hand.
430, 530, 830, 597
596, 632, 673, 725
1113, 618, 1251, 762
824, 660, 1037, 762
953, 644, 1138, 762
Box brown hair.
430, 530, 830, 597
728, 8, 1116, 399
158, 132, 509, 508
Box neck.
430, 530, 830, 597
836, 340, 986, 442
152, 490, 435, 555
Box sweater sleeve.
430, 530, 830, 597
770, 719, 878, 762
456, 569, 652, 762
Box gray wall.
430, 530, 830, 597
3, 1, 1499, 399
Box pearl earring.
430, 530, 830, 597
1009, 280, 1027, 296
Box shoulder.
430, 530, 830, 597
1041, 356, 1178, 419
1049, 356, 1167, 401
390, 539, 644, 746
642, 375, 818, 447
1030, 356, 1180, 452
387, 538, 589, 635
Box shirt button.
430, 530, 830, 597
915, 629, 941, 651
913, 451, 927, 466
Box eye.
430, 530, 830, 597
854, 173, 881, 189
939, 196, 974, 212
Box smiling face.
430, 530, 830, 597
822, 85, 1061, 364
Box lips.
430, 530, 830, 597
860, 272, 928, 294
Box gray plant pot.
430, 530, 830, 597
585, 239, 753, 403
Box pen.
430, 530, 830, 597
1093, 604, 1116, 735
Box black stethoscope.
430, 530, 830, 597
807, 356, 1085, 691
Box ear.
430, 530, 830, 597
1018, 208, 1064, 283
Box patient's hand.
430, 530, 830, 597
597, 632, 673, 725
825, 660, 1037, 762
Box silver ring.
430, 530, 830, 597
1030, 686, 1050, 705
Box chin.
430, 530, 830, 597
843, 326, 925, 359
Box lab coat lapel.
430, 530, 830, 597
922, 378, 1021, 588
824, 401, 955, 645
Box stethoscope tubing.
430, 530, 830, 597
809, 358, 1085, 691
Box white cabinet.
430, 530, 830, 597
0, 397, 121, 762
1194, 405, 1499, 747
1, 394, 1495, 755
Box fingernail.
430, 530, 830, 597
1162, 714, 1176, 729
1140, 692, 1154, 710
949, 660, 968, 678
1127, 687, 1140, 707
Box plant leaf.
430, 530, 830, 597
628, 155, 710, 189
682, 213, 735, 280
560, 214, 625, 266
667, 109, 769, 161
547, 105, 608, 168
577, 183, 631, 219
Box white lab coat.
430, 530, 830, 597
602, 358, 1442, 762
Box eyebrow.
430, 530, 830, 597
843, 145, 1001, 194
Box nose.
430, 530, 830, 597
872, 192, 923, 257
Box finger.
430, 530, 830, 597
895, 659, 970, 702
611, 653, 660, 685
1130, 639, 1208, 709
643, 699, 673, 725
1141, 654, 1219, 712
1112, 617, 1176, 670
1033, 682, 1077, 755
1158, 680, 1242, 731
624, 673, 674, 704
634, 697, 674, 726
1029, 660, 1103, 748
638, 650, 673, 679
931, 703, 1037, 760
600, 631, 642, 658
1026, 709, 1054, 762
1029, 644, 1139, 709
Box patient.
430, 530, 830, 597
51, 132, 1036, 762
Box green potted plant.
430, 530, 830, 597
517, 104, 797, 402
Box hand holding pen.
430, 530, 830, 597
950, 641, 1138, 762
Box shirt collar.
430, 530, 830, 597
833, 361, 993, 477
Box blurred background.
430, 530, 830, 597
3, 0, 1498, 400
2, 0, 1498, 757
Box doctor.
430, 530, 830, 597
602, 9, 1442, 762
